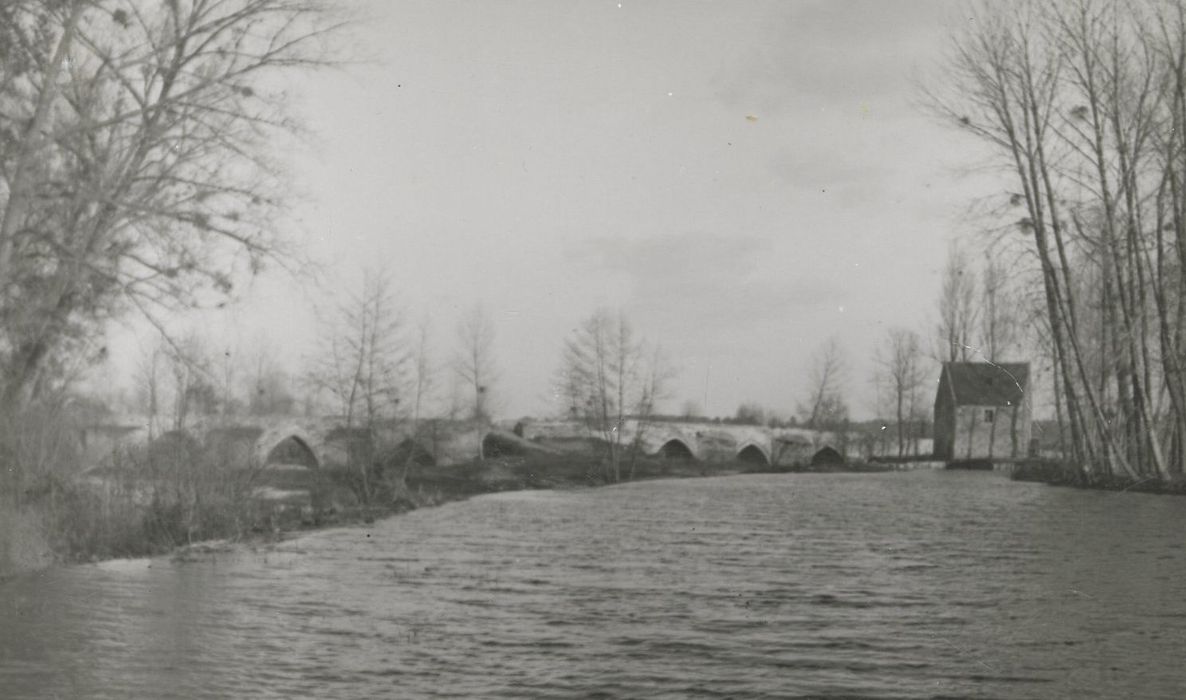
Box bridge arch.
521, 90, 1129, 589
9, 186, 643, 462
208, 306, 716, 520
736, 443, 769, 466
254, 426, 322, 469
811, 445, 844, 467
393, 438, 437, 466
656, 438, 695, 460
264, 434, 319, 469
482, 431, 527, 458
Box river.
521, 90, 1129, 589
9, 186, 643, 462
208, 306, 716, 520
2, 470, 1184, 699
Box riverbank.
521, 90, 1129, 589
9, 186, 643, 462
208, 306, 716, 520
1, 453, 895, 580
0, 453, 725, 580
1011, 459, 1186, 494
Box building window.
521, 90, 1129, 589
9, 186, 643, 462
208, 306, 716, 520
984, 409, 995, 423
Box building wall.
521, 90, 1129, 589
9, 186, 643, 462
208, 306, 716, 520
950, 403, 1031, 461
934, 391, 956, 460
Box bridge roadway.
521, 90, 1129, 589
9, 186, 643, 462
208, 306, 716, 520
78, 415, 846, 470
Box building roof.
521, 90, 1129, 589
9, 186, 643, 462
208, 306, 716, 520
943, 362, 1029, 406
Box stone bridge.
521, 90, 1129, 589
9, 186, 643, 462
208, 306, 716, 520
78, 415, 850, 471
79, 414, 502, 471
516, 419, 846, 469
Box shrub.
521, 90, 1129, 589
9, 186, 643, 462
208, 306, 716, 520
11, 432, 282, 564
0, 506, 52, 578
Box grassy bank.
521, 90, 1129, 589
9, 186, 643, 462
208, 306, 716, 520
0, 436, 315, 579
1, 447, 899, 580
0, 450, 763, 578
1011, 459, 1186, 494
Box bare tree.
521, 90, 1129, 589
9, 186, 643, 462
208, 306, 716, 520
925, 0, 1186, 477
246, 344, 296, 416
216, 346, 239, 420
928, 0, 1095, 471
936, 242, 979, 362
306, 271, 406, 503
557, 309, 657, 482
979, 251, 1019, 362
400, 316, 435, 485
874, 327, 927, 457
453, 304, 497, 459
798, 335, 849, 429
627, 345, 676, 479
134, 340, 165, 441
154, 333, 219, 432
0, 1, 340, 410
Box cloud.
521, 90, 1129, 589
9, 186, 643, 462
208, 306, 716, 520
576, 230, 764, 277
711, 0, 951, 113
566, 231, 843, 342
765, 141, 895, 209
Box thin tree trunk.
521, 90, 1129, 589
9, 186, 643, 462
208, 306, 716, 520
0, 0, 85, 285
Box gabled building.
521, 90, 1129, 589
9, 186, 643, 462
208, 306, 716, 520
933, 362, 1032, 463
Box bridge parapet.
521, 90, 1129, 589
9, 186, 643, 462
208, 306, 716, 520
78, 414, 854, 472
516, 419, 844, 467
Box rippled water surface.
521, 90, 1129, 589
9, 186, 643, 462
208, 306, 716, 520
3, 470, 1186, 698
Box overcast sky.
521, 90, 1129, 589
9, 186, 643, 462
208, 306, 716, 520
107, 0, 1004, 421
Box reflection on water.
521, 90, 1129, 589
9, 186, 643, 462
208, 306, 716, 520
3, 470, 1186, 698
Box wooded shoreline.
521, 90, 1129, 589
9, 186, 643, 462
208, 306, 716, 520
1011, 460, 1186, 495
